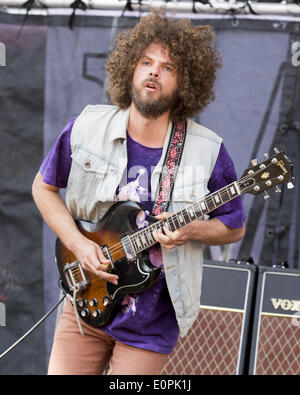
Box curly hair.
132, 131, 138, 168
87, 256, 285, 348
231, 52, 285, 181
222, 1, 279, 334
105, 10, 222, 122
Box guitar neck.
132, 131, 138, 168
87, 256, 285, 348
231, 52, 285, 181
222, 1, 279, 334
129, 180, 243, 254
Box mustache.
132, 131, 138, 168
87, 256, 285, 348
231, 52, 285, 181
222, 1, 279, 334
141, 78, 162, 90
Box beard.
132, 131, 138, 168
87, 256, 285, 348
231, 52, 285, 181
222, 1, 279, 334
130, 79, 178, 119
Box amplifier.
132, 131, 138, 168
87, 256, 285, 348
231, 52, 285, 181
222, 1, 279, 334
161, 260, 257, 375
248, 265, 300, 375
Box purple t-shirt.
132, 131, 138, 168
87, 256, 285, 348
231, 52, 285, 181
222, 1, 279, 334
40, 117, 246, 354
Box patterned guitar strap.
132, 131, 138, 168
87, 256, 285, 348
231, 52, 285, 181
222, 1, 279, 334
152, 121, 187, 216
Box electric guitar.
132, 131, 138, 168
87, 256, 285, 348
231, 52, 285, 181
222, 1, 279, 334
55, 149, 294, 328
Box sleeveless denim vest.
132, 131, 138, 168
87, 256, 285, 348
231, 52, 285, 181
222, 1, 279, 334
65, 104, 222, 336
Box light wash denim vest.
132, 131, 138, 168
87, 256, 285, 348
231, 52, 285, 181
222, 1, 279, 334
65, 105, 222, 336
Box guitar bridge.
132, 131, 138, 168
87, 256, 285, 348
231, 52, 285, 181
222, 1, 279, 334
64, 261, 89, 293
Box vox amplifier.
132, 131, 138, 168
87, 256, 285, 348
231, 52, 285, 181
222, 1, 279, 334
161, 260, 257, 375
248, 265, 300, 375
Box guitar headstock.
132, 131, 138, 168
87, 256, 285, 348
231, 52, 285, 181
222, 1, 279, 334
238, 148, 294, 198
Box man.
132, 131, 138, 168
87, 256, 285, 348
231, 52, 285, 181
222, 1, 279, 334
32, 11, 246, 375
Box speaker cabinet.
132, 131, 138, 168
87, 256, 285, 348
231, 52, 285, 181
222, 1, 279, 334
161, 260, 257, 375
249, 265, 300, 375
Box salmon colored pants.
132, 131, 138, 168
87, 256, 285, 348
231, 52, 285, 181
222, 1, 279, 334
48, 300, 169, 375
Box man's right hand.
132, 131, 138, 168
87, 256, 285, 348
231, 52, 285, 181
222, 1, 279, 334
32, 172, 119, 285
71, 236, 119, 285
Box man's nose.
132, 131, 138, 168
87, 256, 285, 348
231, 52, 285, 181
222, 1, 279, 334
149, 71, 159, 78
149, 65, 160, 79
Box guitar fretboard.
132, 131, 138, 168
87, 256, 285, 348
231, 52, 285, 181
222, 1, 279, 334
129, 181, 241, 254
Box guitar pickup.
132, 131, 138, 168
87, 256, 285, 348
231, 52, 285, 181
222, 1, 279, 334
101, 245, 115, 270
121, 235, 136, 261
64, 261, 89, 293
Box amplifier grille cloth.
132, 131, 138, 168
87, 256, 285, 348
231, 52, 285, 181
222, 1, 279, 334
255, 315, 300, 375
161, 308, 244, 375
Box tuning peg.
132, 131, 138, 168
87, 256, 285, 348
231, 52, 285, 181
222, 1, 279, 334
263, 191, 270, 200
264, 153, 269, 160
287, 182, 294, 189
251, 159, 258, 166
273, 147, 280, 154
275, 185, 281, 193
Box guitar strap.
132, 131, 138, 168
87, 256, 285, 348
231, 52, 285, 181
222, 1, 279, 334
152, 121, 187, 216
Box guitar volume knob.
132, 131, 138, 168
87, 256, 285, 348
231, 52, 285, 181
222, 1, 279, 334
89, 298, 98, 307
103, 297, 110, 306
78, 299, 87, 308
92, 309, 101, 318
80, 308, 89, 318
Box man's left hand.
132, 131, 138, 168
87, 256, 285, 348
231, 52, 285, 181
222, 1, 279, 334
152, 212, 195, 250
